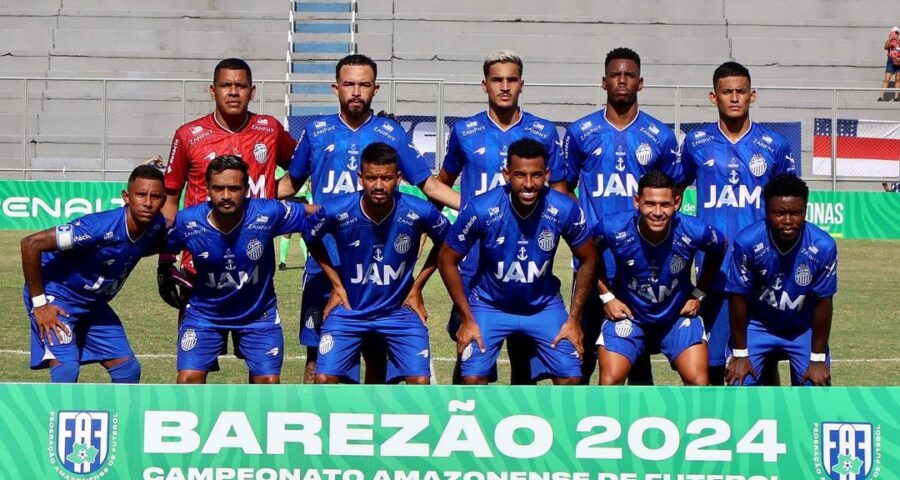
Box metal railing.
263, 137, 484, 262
0, 76, 897, 189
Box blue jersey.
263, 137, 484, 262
444, 110, 566, 207
679, 122, 797, 242
288, 113, 432, 274
446, 186, 589, 312
444, 110, 566, 282
167, 199, 309, 326
306, 191, 448, 319
34, 207, 166, 306
563, 109, 680, 226
593, 211, 726, 324
726, 219, 838, 332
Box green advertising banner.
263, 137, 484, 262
2, 180, 900, 239
0, 384, 895, 480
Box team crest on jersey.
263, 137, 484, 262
51, 411, 118, 477
181, 329, 197, 351
253, 143, 268, 164
795, 264, 812, 286
395, 234, 412, 254
319, 333, 334, 354
816, 422, 880, 480
614, 319, 633, 337
749, 154, 767, 177
636, 143, 652, 165
670, 255, 686, 274
246, 239, 264, 261
538, 229, 556, 252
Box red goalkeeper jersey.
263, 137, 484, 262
164, 112, 297, 208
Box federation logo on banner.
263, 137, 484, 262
815, 421, 881, 480
49, 411, 118, 477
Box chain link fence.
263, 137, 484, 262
0, 78, 897, 189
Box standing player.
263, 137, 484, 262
593, 171, 726, 386
21, 165, 167, 383
725, 175, 836, 386
562, 47, 680, 384
278, 54, 460, 383
438, 139, 597, 385
438, 49, 569, 385
166, 156, 312, 384
678, 61, 797, 384
306, 143, 448, 384
160, 58, 297, 307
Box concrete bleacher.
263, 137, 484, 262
0, 0, 895, 185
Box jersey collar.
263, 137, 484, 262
211, 112, 251, 134
484, 108, 524, 132
603, 108, 641, 132
635, 212, 673, 247
358, 193, 396, 226
717, 119, 755, 145
338, 111, 374, 132
205, 207, 245, 235
768, 224, 803, 256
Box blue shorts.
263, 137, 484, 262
316, 307, 430, 383
299, 270, 330, 347
727, 322, 830, 386
26, 292, 133, 369
887, 57, 899, 74
460, 298, 581, 381
178, 308, 284, 376
700, 292, 730, 367
597, 316, 707, 365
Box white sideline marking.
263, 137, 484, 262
1, 349, 899, 364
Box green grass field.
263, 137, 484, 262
0, 231, 898, 385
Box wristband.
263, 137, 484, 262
598, 292, 616, 304
731, 348, 749, 358
810, 352, 827, 362
691, 287, 706, 301
31, 294, 48, 308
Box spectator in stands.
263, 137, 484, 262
878, 26, 900, 101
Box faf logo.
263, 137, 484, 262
49, 411, 118, 477
814, 421, 881, 479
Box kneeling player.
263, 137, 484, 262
725, 175, 837, 386
306, 142, 448, 384
438, 138, 597, 385
593, 171, 726, 386
164, 155, 313, 384
21, 165, 168, 383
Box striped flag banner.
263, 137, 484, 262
813, 118, 900, 177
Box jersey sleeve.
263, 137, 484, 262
676, 139, 698, 187
811, 243, 838, 298
725, 238, 754, 295
657, 130, 683, 184
303, 206, 332, 246
422, 204, 449, 244
273, 200, 309, 236
55, 216, 100, 251
164, 129, 190, 194
773, 138, 798, 176
287, 127, 312, 181
395, 133, 432, 186
590, 218, 609, 253
275, 122, 299, 169
562, 205, 590, 248
441, 126, 465, 176
444, 203, 481, 255
562, 127, 583, 187
546, 127, 566, 184
698, 223, 727, 256
165, 217, 186, 254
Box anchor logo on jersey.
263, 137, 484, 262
615, 157, 626, 172
728, 169, 740, 185
347, 144, 359, 170
373, 246, 384, 262
517, 247, 528, 261
772, 275, 783, 291
224, 248, 236, 271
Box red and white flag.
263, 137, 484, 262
812, 118, 900, 177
